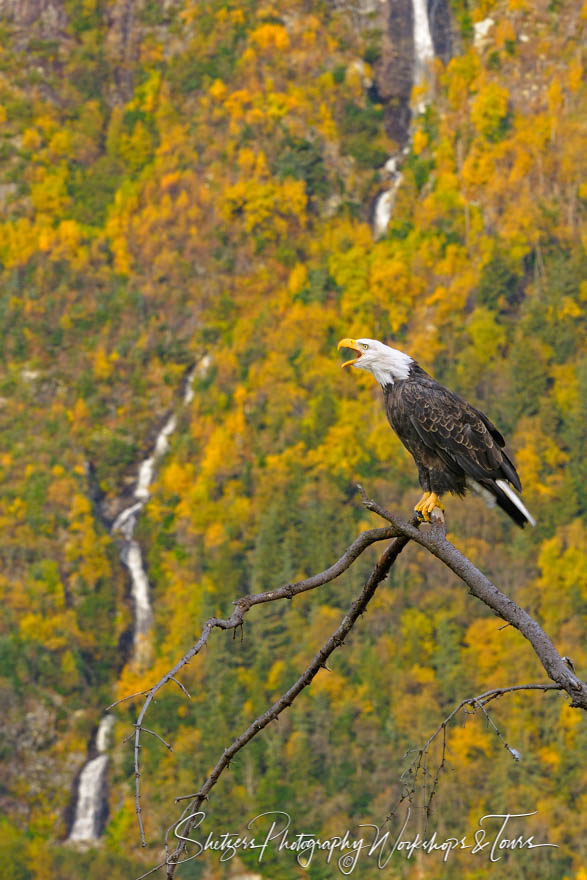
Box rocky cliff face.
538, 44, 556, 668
0, 0, 66, 31
0, 0, 148, 103
376, 0, 415, 145
104, 0, 144, 104
370, 0, 452, 146
428, 0, 452, 60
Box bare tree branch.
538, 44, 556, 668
473, 698, 521, 761
361, 495, 587, 709
134, 861, 168, 880
113, 489, 586, 879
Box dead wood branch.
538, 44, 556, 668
117, 489, 585, 879
361, 495, 587, 710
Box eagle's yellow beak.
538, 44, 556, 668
338, 338, 363, 368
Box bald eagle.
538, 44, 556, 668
338, 338, 535, 528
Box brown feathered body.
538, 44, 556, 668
383, 364, 528, 526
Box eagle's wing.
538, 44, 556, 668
401, 379, 522, 490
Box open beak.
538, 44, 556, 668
338, 338, 363, 368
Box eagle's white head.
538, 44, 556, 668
337, 338, 413, 387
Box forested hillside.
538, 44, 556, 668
0, 0, 585, 878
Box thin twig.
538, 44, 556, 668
134, 725, 173, 751
106, 689, 152, 711
170, 677, 191, 699
390, 681, 563, 822
473, 699, 520, 760
425, 720, 448, 822
134, 862, 168, 880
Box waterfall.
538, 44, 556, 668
111, 409, 180, 665
68, 715, 115, 841
373, 165, 404, 240
67, 368, 195, 842
110, 368, 195, 664
134, 415, 177, 501
412, 0, 435, 86
373, 0, 435, 238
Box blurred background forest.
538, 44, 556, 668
0, 0, 585, 877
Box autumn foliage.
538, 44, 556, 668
0, 0, 585, 877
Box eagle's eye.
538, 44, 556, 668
361, 343, 369, 350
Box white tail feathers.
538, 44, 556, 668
496, 480, 536, 527
466, 477, 496, 508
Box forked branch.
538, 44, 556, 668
112, 490, 586, 880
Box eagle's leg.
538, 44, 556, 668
414, 491, 431, 512
419, 492, 445, 521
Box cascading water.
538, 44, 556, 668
68, 715, 115, 841
373, 156, 405, 241
412, 0, 435, 86
111, 410, 179, 665
67, 369, 195, 842
373, 0, 436, 237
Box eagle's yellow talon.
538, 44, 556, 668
414, 491, 431, 512
415, 492, 444, 519
419, 492, 444, 518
